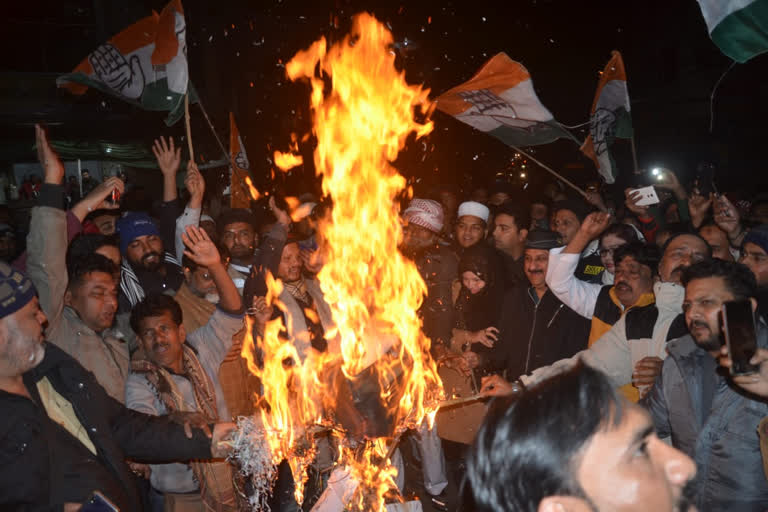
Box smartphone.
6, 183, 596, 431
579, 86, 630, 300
80, 491, 119, 512
629, 186, 660, 206
722, 300, 759, 376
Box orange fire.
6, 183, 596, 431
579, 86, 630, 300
244, 176, 261, 200
273, 150, 303, 171
241, 12, 442, 510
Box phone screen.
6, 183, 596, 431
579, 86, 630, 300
80, 491, 119, 512
722, 300, 759, 376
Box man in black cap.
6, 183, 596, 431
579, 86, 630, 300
487, 230, 590, 381
552, 198, 605, 284
0, 261, 233, 511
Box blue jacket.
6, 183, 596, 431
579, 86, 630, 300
643, 327, 768, 511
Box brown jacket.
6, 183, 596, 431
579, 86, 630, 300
27, 206, 129, 403
174, 281, 257, 417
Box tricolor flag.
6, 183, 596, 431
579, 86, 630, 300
229, 113, 252, 209
697, 0, 768, 63
436, 53, 574, 147
580, 51, 633, 184
57, 0, 191, 126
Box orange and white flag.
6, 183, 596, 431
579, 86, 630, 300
57, 0, 189, 125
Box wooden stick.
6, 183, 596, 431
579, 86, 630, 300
511, 145, 589, 200
438, 393, 484, 409
196, 99, 231, 167
184, 93, 194, 162
629, 136, 640, 174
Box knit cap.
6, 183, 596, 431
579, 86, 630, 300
116, 212, 160, 254
744, 225, 768, 255
0, 261, 37, 320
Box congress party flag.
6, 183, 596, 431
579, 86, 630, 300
580, 51, 633, 184
436, 53, 574, 147
57, 0, 191, 126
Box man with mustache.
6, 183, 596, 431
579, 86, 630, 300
0, 261, 234, 511
483, 232, 711, 400
218, 201, 291, 296
117, 211, 185, 311
491, 231, 590, 379
547, 212, 657, 400
466, 364, 698, 512
643, 259, 768, 510
126, 225, 244, 510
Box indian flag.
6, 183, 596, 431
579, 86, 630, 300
580, 51, 633, 184
229, 113, 253, 209
697, 0, 768, 63
436, 53, 574, 147
57, 0, 190, 126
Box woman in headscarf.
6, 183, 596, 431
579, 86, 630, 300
450, 244, 506, 377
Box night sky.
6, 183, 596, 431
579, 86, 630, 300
3, 0, 767, 200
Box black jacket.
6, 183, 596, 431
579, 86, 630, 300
0, 344, 213, 511
495, 286, 590, 379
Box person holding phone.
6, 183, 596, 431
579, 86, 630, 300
642, 259, 768, 511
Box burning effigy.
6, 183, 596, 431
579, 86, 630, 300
232, 12, 444, 512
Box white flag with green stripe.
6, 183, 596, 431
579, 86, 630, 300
697, 0, 768, 62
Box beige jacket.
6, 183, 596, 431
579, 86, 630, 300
27, 206, 129, 403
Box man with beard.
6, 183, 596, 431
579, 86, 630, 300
219, 208, 259, 291
466, 364, 697, 512
491, 230, 590, 379
126, 225, 244, 510
483, 233, 711, 400
740, 225, 768, 321
116, 137, 193, 311
0, 261, 234, 511
643, 259, 768, 511
117, 211, 185, 310
219, 199, 291, 295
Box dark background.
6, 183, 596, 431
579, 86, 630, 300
1, 0, 767, 200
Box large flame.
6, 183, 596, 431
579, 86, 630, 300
242, 13, 442, 510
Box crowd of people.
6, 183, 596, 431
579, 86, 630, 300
2, 122, 768, 512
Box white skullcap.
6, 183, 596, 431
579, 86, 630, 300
457, 201, 490, 223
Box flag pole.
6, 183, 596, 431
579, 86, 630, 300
195, 98, 232, 167
629, 136, 639, 173
511, 145, 590, 201
184, 93, 194, 162
193, 98, 253, 204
